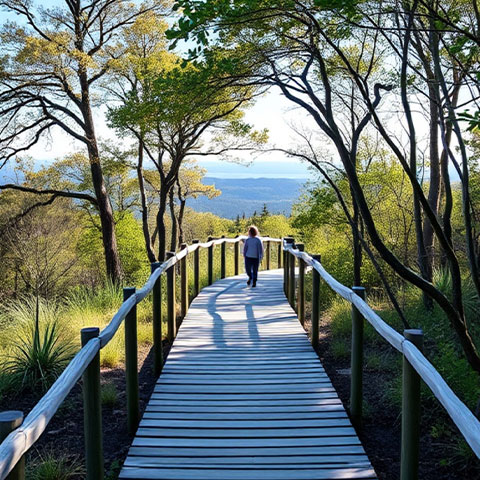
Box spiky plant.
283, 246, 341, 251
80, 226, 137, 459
6, 296, 75, 393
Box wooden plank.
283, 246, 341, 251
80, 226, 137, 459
142, 412, 348, 420
119, 467, 376, 479
144, 403, 344, 413
124, 458, 372, 468
135, 426, 357, 438
138, 419, 353, 429
127, 445, 367, 457
132, 437, 362, 448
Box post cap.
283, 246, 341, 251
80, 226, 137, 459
81, 327, 100, 346
123, 287, 136, 300
0, 411, 23, 425
151, 262, 161, 272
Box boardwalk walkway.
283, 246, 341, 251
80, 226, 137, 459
119, 269, 376, 480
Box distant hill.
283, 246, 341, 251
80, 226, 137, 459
187, 177, 306, 219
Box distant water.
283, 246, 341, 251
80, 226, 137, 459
206, 173, 309, 179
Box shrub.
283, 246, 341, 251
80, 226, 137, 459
5, 301, 75, 392
28, 452, 84, 480
101, 383, 119, 408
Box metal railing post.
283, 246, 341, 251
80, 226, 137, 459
221, 236, 226, 279
151, 262, 163, 376
166, 251, 176, 342
180, 243, 188, 317
234, 236, 240, 276
288, 240, 296, 308
81, 327, 103, 480
123, 287, 139, 436
401, 329, 424, 480
297, 243, 305, 326
277, 241, 282, 269
192, 240, 200, 298
283, 237, 293, 295
0, 411, 25, 480
207, 236, 214, 285
350, 286, 366, 428
266, 240, 271, 270
311, 254, 321, 350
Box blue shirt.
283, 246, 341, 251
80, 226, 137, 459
243, 236, 264, 260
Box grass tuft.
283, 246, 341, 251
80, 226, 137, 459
28, 452, 84, 480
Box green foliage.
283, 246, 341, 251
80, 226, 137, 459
5, 311, 74, 393
101, 383, 119, 408
105, 460, 122, 480
28, 452, 84, 480
432, 267, 480, 321
331, 338, 349, 359
78, 212, 148, 285
66, 281, 123, 314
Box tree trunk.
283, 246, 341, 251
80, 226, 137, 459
87, 141, 123, 283
169, 188, 178, 252
79, 54, 122, 283
422, 85, 441, 279
178, 199, 186, 247
157, 190, 168, 261
137, 138, 157, 263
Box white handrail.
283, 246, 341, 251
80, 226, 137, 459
284, 241, 480, 458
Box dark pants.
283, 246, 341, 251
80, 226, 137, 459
245, 256, 260, 283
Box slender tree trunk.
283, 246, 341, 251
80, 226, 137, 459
178, 199, 186, 247
137, 138, 157, 263
422, 85, 441, 278
87, 140, 123, 283
169, 188, 178, 252
157, 190, 168, 261
351, 192, 362, 286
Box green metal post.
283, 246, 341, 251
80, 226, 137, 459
288, 241, 296, 309
283, 237, 293, 296
180, 243, 188, 318
234, 237, 240, 276
266, 241, 271, 270
123, 287, 139, 436
401, 329, 424, 480
207, 236, 214, 285
297, 243, 305, 326
221, 236, 226, 279
166, 251, 176, 342
350, 286, 366, 428
151, 262, 163, 376
311, 254, 321, 350
192, 240, 200, 298
81, 327, 103, 480
0, 411, 25, 480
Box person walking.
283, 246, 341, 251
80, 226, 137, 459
243, 225, 264, 287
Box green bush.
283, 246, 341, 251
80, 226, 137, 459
5, 306, 74, 393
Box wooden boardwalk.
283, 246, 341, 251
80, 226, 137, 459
119, 269, 376, 480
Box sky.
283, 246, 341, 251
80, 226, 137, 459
25, 87, 321, 179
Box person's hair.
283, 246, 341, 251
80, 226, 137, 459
248, 225, 259, 237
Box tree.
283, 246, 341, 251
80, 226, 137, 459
173, 161, 220, 248
0, 0, 164, 282
108, 17, 266, 260
170, 0, 480, 372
